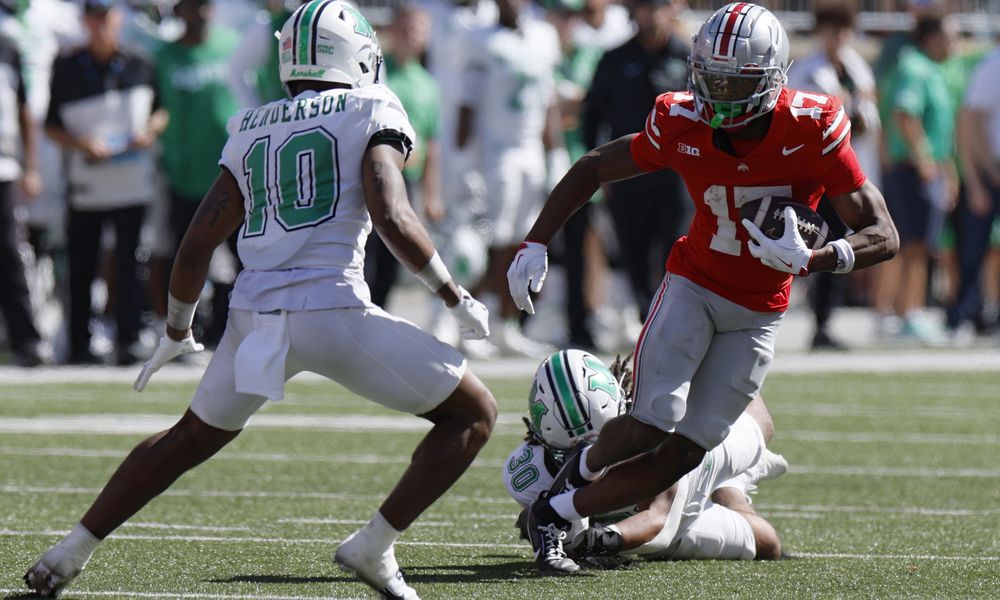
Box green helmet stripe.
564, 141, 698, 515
296, 0, 325, 65
550, 351, 588, 437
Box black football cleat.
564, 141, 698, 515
526, 493, 580, 574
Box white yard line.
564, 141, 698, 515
0, 484, 511, 504
0, 350, 996, 387
276, 518, 455, 527
779, 431, 1000, 445
1, 530, 996, 562
790, 551, 1000, 562
759, 503, 1000, 517
789, 465, 1000, 478
0, 446, 507, 468
0, 413, 525, 435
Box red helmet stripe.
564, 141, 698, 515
718, 2, 751, 58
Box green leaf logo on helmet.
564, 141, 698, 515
340, 4, 375, 39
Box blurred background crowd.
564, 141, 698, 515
0, 0, 997, 366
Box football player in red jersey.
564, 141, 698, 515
507, 2, 898, 573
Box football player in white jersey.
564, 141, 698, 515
503, 352, 786, 564
23, 3, 497, 599
457, 0, 567, 356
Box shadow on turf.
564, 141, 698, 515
208, 556, 592, 586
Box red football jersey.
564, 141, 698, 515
630, 87, 867, 312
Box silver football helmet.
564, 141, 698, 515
688, 2, 790, 129
277, 0, 382, 95
527, 350, 625, 457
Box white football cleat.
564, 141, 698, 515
746, 449, 789, 486
334, 531, 420, 600
23, 543, 87, 598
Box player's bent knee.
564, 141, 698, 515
169, 410, 241, 455
423, 371, 497, 443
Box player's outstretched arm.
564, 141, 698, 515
169, 168, 246, 339
134, 168, 245, 392
362, 141, 489, 338
812, 179, 899, 273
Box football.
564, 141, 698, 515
739, 196, 830, 249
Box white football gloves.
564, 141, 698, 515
133, 333, 204, 392
507, 241, 548, 314
742, 207, 813, 276
449, 286, 491, 340
23, 542, 87, 598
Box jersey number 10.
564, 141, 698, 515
242, 127, 342, 237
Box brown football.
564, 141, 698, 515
739, 196, 829, 250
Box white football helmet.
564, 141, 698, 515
442, 225, 488, 288
528, 350, 625, 455
688, 2, 790, 129
277, 0, 382, 95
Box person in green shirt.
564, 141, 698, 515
154, 0, 241, 346
364, 4, 444, 308
874, 14, 956, 344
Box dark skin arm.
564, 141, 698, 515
363, 142, 463, 307
166, 168, 245, 341
524, 135, 644, 244
808, 178, 899, 273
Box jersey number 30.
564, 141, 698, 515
242, 127, 341, 237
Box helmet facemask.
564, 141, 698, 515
689, 57, 786, 129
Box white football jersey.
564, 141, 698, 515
462, 18, 560, 151
218, 85, 416, 311
502, 442, 638, 521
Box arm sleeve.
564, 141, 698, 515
628, 94, 675, 172
369, 88, 417, 163
819, 105, 867, 195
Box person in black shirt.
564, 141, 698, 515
46, 0, 166, 365
583, 0, 691, 322
0, 31, 45, 366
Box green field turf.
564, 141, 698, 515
1, 371, 998, 599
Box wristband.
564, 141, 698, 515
167, 293, 198, 330
828, 238, 855, 274
414, 251, 452, 292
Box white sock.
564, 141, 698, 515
363, 511, 402, 552
550, 490, 582, 522
579, 446, 607, 482
61, 523, 101, 563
